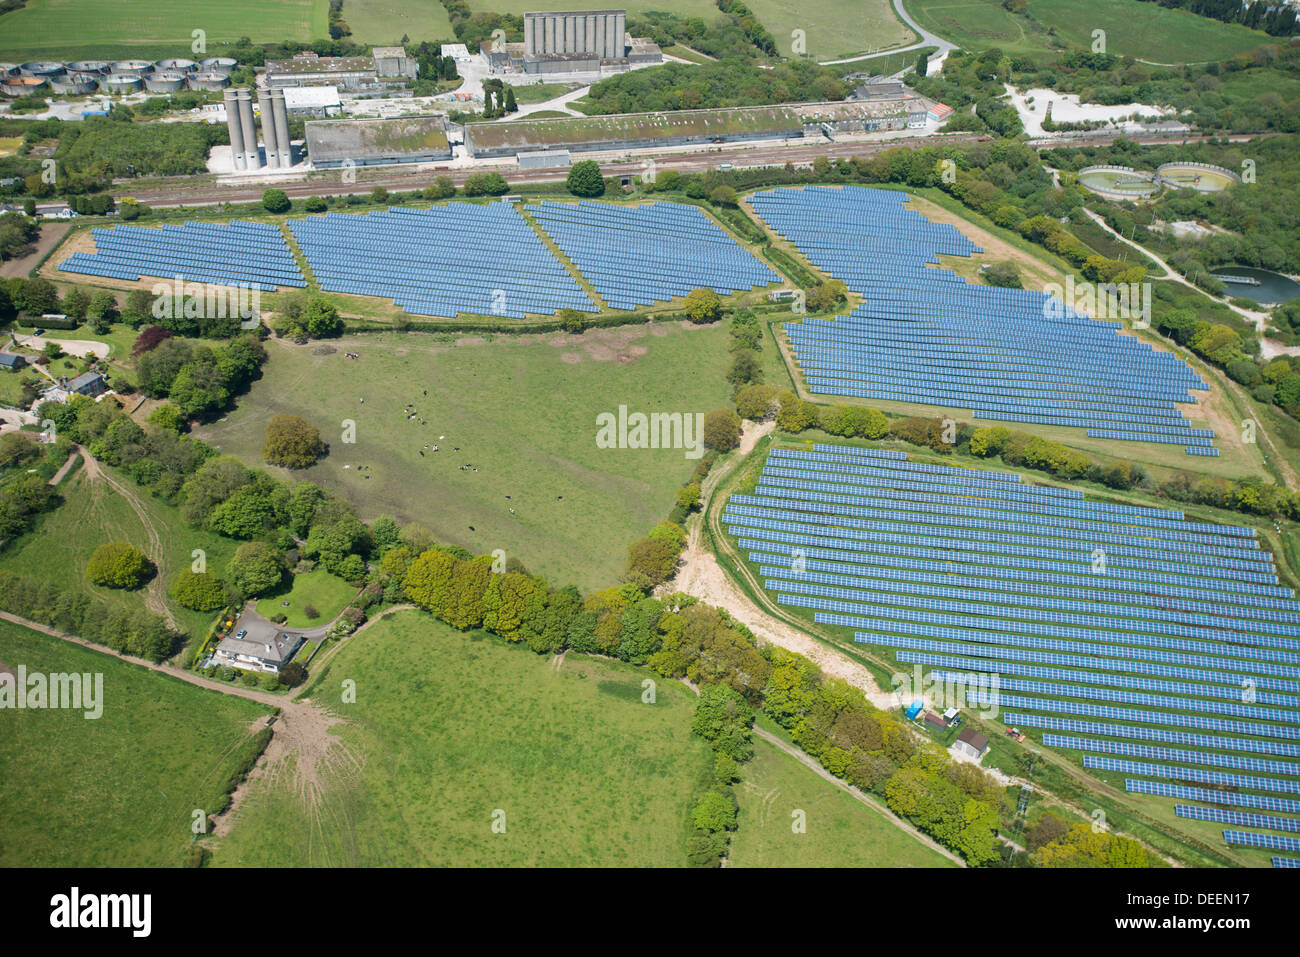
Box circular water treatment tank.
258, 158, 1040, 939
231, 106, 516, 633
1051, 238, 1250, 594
198, 57, 238, 75
109, 60, 153, 76
154, 57, 196, 72
67, 60, 111, 74
20, 61, 64, 77
1, 75, 49, 96
190, 71, 231, 91
1156, 161, 1240, 193
144, 72, 187, 93
104, 74, 144, 94
1076, 165, 1160, 199
50, 72, 101, 95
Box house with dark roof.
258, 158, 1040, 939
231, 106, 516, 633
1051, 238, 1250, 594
0, 352, 26, 370
954, 727, 990, 760
41, 371, 109, 405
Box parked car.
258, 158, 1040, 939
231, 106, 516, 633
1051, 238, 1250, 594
234, 629, 247, 640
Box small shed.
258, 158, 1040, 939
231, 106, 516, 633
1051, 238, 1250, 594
905, 698, 924, 720
954, 727, 990, 760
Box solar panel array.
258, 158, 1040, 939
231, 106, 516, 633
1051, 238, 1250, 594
747, 186, 1213, 454
526, 200, 779, 310
288, 203, 595, 320
724, 442, 1300, 855
59, 220, 305, 291
1222, 829, 1300, 853
1274, 856, 1300, 867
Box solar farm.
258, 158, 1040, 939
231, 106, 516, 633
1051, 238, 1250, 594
748, 186, 1216, 455
53, 199, 782, 321
288, 203, 595, 320
58, 220, 306, 291
722, 443, 1300, 863
526, 200, 779, 310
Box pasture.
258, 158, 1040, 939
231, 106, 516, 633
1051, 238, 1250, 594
344, 0, 455, 45
197, 321, 740, 592
210, 612, 710, 866
742, 0, 914, 60
0, 618, 270, 867
729, 736, 957, 867
903, 0, 1269, 62
0, 0, 327, 61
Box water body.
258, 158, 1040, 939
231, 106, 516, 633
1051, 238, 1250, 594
1211, 266, 1300, 305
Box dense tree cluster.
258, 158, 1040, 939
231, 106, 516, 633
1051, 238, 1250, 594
1028, 815, 1148, 867
131, 334, 267, 420
628, 2, 776, 61
585, 60, 845, 115
0, 212, 39, 262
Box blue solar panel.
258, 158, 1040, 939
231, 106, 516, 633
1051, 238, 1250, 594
748, 185, 1212, 453
1175, 805, 1300, 833
1222, 829, 1300, 852
1273, 856, 1300, 867
527, 200, 778, 309
1126, 779, 1300, 815
59, 220, 305, 291
288, 202, 594, 320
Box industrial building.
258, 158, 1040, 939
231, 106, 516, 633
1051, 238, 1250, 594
264, 47, 416, 91
465, 97, 931, 159
282, 85, 343, 118
303, 115, 451, 169
223, 87, 292, 171
482, 8, 661, 76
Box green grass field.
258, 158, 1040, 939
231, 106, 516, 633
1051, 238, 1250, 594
0, 465, 240, 643
744, 0, 914, 60
344, 0, 454, 45
468, 0, 717, 17
196, 323, 738, 592
210, 611, 710, 866
903, 0, 1270, 62
0, 0, 328, 61
255, 568, 357, 628
0, 618, 271, 867
729, 737, 956, 867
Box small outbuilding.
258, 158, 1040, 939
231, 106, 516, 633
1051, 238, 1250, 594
954, 727, 990, 760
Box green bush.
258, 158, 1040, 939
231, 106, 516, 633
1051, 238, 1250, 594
86, 542, 152, 590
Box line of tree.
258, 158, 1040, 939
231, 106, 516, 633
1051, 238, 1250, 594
0, 570, 175, 660
760, 387, 1300, 520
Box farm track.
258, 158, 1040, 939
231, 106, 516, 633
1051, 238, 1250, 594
78, 447, 176, 630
